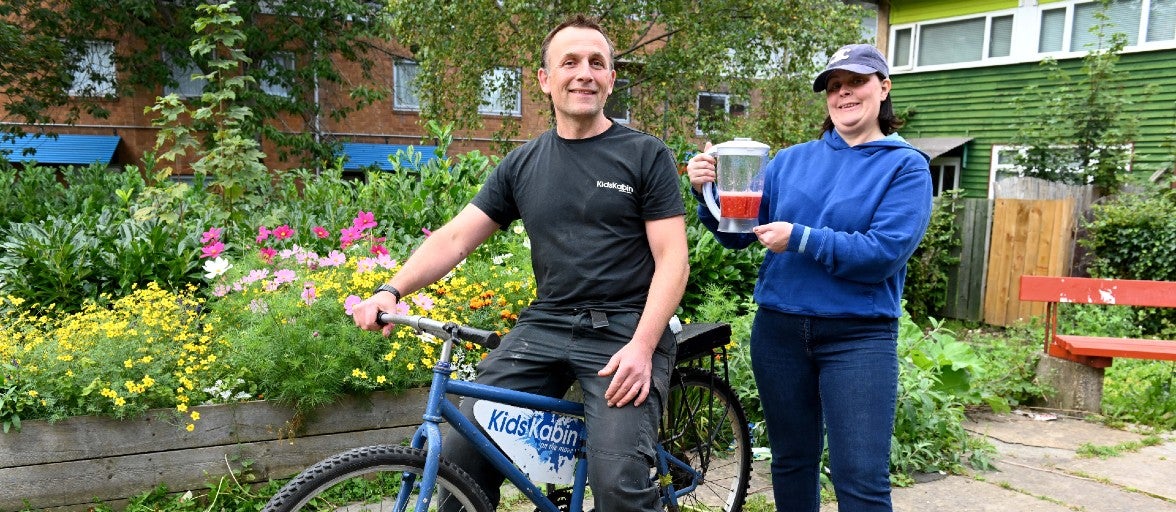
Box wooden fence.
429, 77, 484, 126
939, 177, 1092, 325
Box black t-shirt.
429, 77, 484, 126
472, 122, 685, 312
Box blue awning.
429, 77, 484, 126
0, 133, 122, 165
339, 143, 440, 171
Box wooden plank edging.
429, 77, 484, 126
0, 388, 428, 511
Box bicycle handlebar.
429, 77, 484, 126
377, 312, 501, 349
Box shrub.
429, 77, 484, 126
1079, 187, 1176, 337
904, 189, 963, 325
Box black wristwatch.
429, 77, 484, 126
374, 283, 402, 302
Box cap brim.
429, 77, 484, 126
812, 64, 883, 92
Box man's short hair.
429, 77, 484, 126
540, 14, 615, 70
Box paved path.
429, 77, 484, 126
743, 410, 1176, 511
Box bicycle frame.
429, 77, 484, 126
400, 335, 702, 512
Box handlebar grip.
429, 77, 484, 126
377, 312, 500, 349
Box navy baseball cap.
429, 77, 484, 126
812, 44, 889, 92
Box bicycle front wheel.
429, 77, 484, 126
263, 445, 493, 512
661, 367, 752, 512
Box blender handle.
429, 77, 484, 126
702, 181, 722, 221
700, 145, 722, 221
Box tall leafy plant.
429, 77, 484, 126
147, 1, 269, 226
1009, 0, 1140, 196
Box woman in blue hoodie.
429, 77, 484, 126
686, 44, 932, 512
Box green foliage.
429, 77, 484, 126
3, 0, 391, 166
894, 315, 996, 475
688, 285, 763, 444
904, 190, 963, 325
387, 0, 865, 150
1009, 0, 1139, 195
147, 2, 270, 227
1102, 359, 1176, 430
961, 320, 1051, 410
1078, 186, 1176, 336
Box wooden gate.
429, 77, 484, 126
982, 198, 1076, 326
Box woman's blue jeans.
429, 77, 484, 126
751, 308, 898, 512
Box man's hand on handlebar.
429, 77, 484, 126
352, 292, 402, 337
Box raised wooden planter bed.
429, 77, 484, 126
0, 388, 428, 511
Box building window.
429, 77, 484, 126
903, 13, 1014, 67
696, 92, 747, 135
604, 78, 630, 123
164, 52, 206, 98
1072, 0, 1141, 49
479, 67, 521, 117
892, 28, 913, 67
988, 143, 1133, 192
1040, 0, 1170, 53
929, 158, 961, 196
394, 59, 422, 111
260, 52, 294, 97
68, 40, 116, 97
1148, 0, 1176, 42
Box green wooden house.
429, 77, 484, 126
881, 0, 1175, 199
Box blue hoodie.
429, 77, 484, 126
697, 130, 932, 319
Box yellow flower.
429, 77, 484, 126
190, 411, 200, 421
114, 397, 127, 407
27, 390, 38, 398
376, 375, 387, 384
124, 359, 134, 368
186, 424, 195, 432
177, 404, 188, 413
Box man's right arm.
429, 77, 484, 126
353, 204, 501, 335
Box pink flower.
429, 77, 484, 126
272, 269, 297, 285
339, 226, 363, 249
344, 295, 363, 316
370, 244, 389, 256
201, 241, 225, 259
421, 227, 433, 237
259, 246, 277, 263
301, 283, 317, 305
256, 226, 271, 244
413, 294, 434, 311
273, 225, 294, 240
201, 227, 223, 244
313, 226, 330, 239
353, 211, 377, 231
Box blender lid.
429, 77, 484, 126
712, 137, 770, 155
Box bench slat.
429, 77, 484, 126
1056, 335, 1176, 361
1020, 275, 1176, 308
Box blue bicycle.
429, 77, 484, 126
263, 313, 751, 512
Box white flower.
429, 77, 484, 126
492, 253, 513, 265
203, 257, 233, 279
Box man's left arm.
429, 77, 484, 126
599, 214, 690, 407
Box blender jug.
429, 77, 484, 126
702, 138, 769, 233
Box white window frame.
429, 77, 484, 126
163, 51, 206, 98
68, 40, 117, 97
260, 52, 295, 97
695, 92, 748, 136
393, 59, 422, 111
604, 78, 631, 124
929, 157, 962, 197
478, 67, 522, 117
889, 9, 1019, 72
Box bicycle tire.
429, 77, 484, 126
263, 444, 493, 512
661, 367, 752, 512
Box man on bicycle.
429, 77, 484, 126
352, 13, 689, 512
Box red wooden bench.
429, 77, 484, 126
1019, 275, 1176, 368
